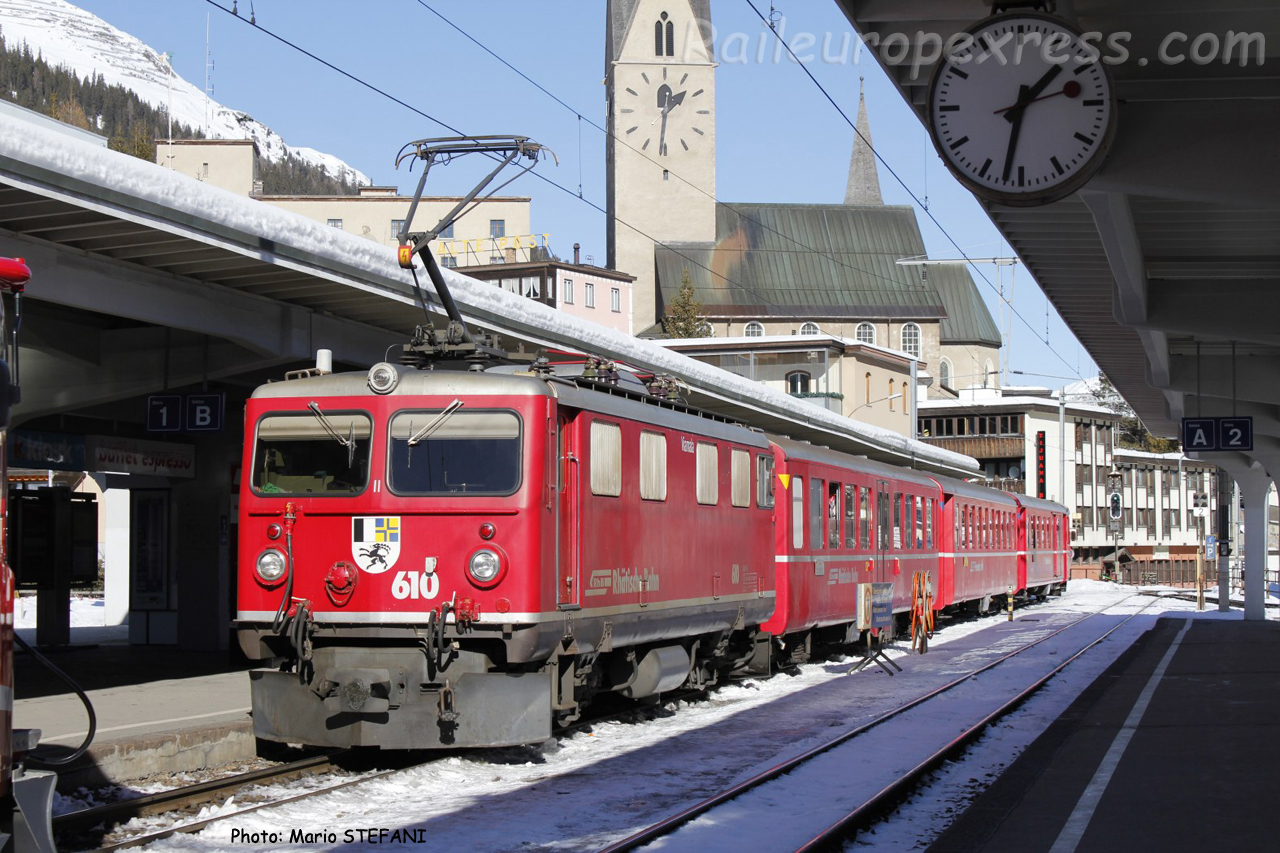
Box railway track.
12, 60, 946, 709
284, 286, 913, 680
598, 594, 1157, 853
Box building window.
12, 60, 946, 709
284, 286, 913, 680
441, 255, 458, 268
900, 323, 921, 358
786, 371, 811, 394
390, 219, 406, 241
856, 322, 875, 345
585, 283, 596, 308
490, 219, 506, 239
563, 279, 574, 304
611, 287, 621, 313
744, 322, 764, 337
984, 359, 995, 388
939, 358, 952, 388
439, 222, 454, 239
864, 372, 872, 405
655, 11, 674, 56
889, 379, 896, 411
327, 218, 343, 229
489, 255, 504, 264
800, 322, 820, 336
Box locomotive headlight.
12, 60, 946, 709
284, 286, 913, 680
367, 362, 400, 394
256, 548, 288, 584
468, 548, 502, 585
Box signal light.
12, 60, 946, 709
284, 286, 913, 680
1109, 492, 1122, 520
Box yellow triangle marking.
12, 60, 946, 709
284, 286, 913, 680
778, 474, 791, 490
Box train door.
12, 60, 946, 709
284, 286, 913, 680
876, 480, 892, 583
556, 414, 580, 609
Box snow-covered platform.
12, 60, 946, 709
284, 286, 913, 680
14, 637, 254, 792
932, 616, 1280, 852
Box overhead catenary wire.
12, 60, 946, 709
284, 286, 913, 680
412, 0, 935, 296
742, 0, 1084, 381
200, 0, 829, 332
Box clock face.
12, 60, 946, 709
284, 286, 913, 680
927, 12, 1116, 206
619, 66, 711, 157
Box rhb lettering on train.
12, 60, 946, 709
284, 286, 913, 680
827, 568, 857, 586
585, 567, 661, 596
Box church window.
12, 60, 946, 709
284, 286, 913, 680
984, 359, 995, 388
800, 322, 820, 336
889, 379, 896, 411
855, 322, 875, 345
744, 322, 764, 337
656, 12, 675, 57
900, 323, 921, 358
786, 371, 811, 394
864, 372, 872, 405
939, 358, 952, 388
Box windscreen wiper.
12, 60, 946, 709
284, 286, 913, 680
407, 399, 465, 446
308, 401, 357, 468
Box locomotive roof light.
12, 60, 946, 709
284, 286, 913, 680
467, 547, 504, 588
256, 548, 288, 586
367, 362, 400, 394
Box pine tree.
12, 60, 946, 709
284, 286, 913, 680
1092, 373, 1179, 453
664, 269, 711, 338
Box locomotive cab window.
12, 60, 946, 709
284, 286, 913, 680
388, 410, 522, 495
253, 411, 372, 495
731, 449, 751, 508
696, 442, 719, 505
590, 421, 623, 497
757, 454, 775, 508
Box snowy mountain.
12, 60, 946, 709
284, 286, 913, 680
0, 0, 370, 186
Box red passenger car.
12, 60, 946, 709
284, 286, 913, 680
1012, 494, 1071, 595
933, 476, 1021, 611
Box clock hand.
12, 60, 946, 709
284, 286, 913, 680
993, 80, 1082, 115
1002, 84, 1029, 183
1004, 65, 1063, 123
660, 107, 670, 155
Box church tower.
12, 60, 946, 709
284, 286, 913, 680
606, 1, 717, 332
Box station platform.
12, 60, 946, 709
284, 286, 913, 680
14, 639, 257, 791
932, 615, 1280, 852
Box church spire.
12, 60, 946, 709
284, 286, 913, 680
844, 78, 883, 205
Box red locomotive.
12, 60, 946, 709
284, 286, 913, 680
236, 359, 1070, 750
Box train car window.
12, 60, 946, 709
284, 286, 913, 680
254, 411, 372, 495
829, 482, 841, 548
925, 499, 934, 550
387, 410, 522, 496
878, 489, 891, 551
792, 476, 804, 549
860, 486, 871, 549
587, 421, 623, 497
757, 454, 775, 508
903, 494, 914, 550
844, 485, 857, 549
916, 496, 924, 549
639, 431, 667, 501
810, 478, 825, 550
696, 442, 719, 505
731, 448, 751, 508
896, 494, 906, 548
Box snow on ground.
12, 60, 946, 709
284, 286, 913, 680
15, 594, 129, 646
87, 581, 1222, 853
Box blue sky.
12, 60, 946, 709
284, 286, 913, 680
73, 0, 1096, 385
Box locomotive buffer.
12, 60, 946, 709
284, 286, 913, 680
392, 135, 554, 368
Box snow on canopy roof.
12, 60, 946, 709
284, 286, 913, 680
0, 118, 978, 476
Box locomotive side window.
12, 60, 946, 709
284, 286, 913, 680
696, 442, 719, 505
792, 476, 804, 549
844, 485, 857, 549
828, 481, 841, 548
859, 486, 871, 549
925, 499, 934, 550
893, 492, 902, 549
915, 496, 924, 549
590, 421, 623, 497
810, 478, 825, 550
639, 431, 667, 501
757, 454, 775, 508
731, 449, 751, 508
253, 411, 372, 495
388, 410, 522, 496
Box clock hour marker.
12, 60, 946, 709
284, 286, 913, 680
693, 127, 704, 135
621, 108, 634, 114
693, 89, 704, 97
1051, 156, 1065, 176
949, 135, 969, 151
1073, 63, 1092, 75
951, 67, 969, 80
626, 126, 638, 135
1074, 132, 1094, 145
697, 109, 710, 114
663, 67, 667, 80
681, 139, 689, 151
1083, 99, 1103, 106
626, 88, 638, 96
680, 73, 688, 85
642, 139, 650, 150
979, 158, 992, 178
1018, 166, 1025, 186
641, 72, 650, 84
939, 105, 960, 112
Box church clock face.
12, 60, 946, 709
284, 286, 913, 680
619, 67, 711, 157
927, 12, 1116, 206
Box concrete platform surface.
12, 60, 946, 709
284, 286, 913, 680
15, 642, 257, 790
932, 616, 1280, 852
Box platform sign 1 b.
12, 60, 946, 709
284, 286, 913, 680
146, 395, 182, 432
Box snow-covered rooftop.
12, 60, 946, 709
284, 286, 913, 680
653, 333, 918, 363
